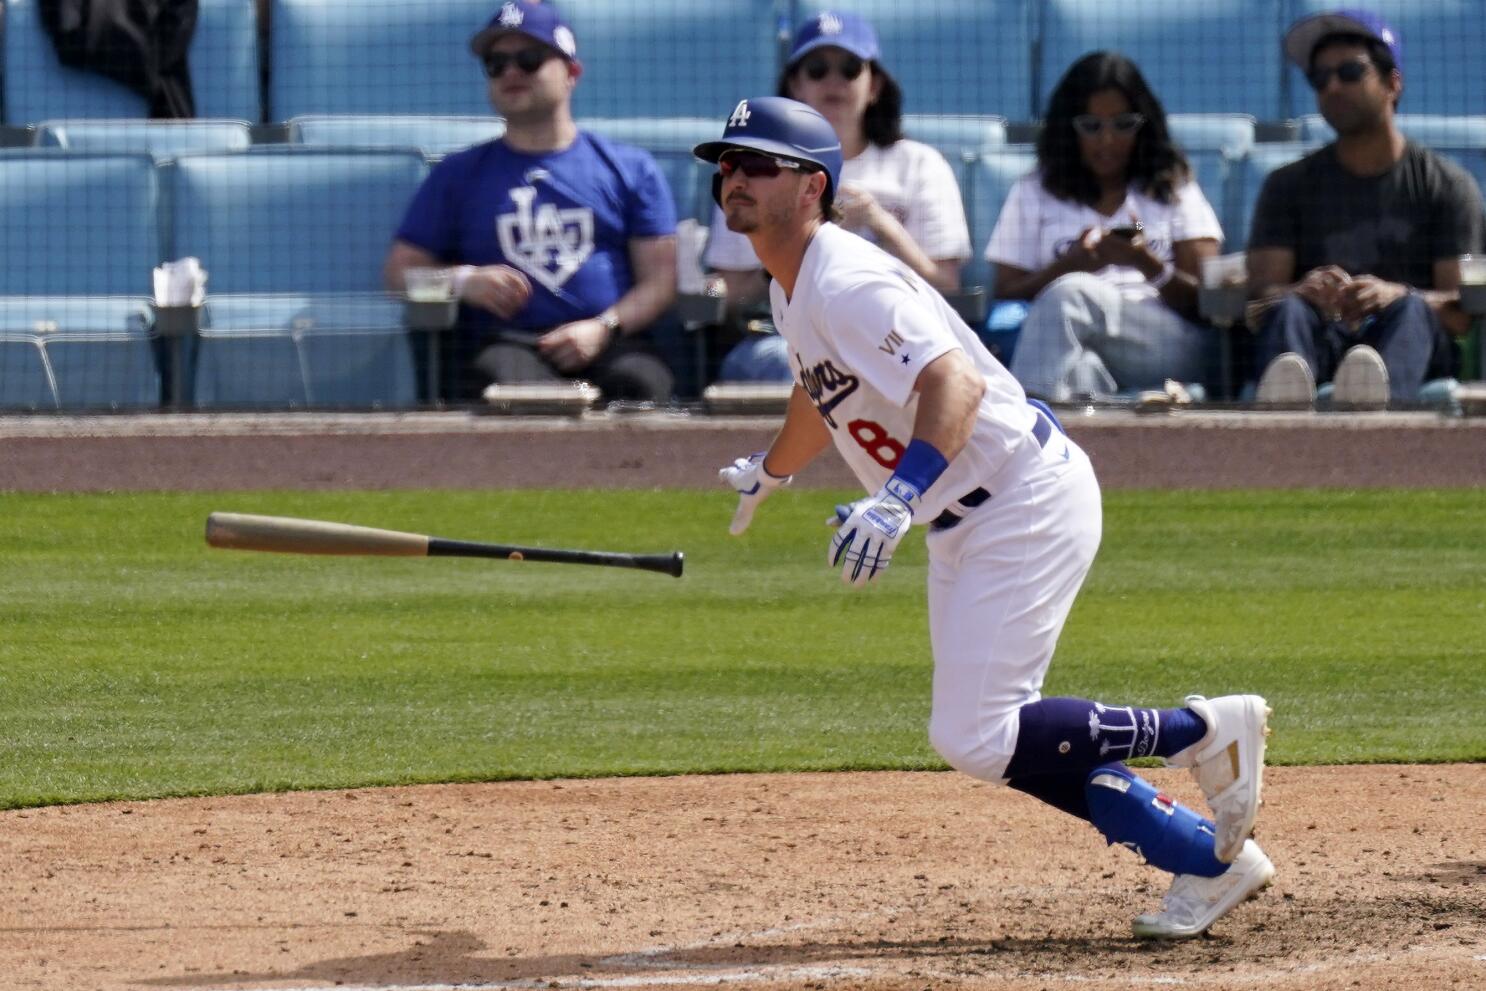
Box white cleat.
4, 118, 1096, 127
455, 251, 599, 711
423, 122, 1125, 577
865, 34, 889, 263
1132, 839, 1275, 940
1168, 694, 1271, 863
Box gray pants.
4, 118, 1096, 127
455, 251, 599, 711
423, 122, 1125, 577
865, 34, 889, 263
1009, 273, 1213, 402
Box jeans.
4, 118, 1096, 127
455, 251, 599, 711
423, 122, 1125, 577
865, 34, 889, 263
1009, 273, 1214, 402
1255, 292, 1454, 401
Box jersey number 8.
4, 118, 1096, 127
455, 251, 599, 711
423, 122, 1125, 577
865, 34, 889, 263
847, 419, 905, 469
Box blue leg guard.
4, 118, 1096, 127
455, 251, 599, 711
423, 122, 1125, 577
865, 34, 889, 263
1085, 764, 1227, 878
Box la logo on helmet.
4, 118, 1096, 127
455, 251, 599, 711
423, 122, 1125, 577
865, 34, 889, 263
728, 100, 752, 128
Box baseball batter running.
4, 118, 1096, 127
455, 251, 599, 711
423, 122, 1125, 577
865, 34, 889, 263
699, 97, 1275, 939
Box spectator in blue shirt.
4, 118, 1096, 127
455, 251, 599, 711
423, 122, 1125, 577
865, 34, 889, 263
385, 1, 678, 403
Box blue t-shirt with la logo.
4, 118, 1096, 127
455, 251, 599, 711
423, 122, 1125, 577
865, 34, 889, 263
395, 132, 676, 333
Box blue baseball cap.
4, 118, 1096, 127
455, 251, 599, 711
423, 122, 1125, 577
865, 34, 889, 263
695, 96, 844, 203
787, 10, 881, 67
1283, 9, 1402, 73
470, 1, 578, 61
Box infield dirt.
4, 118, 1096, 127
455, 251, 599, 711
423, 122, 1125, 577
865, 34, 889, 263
2, 764, 1483, 991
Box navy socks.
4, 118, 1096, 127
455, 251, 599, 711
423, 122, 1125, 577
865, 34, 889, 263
1003, 697, 1207, 779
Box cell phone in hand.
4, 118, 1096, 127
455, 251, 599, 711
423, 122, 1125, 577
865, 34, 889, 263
1105, 223, 1143, 240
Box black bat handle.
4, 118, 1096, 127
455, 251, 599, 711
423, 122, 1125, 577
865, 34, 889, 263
428, 538, 684, 578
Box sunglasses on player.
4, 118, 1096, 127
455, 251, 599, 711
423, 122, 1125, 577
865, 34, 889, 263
482, 47, 555, 78
1306, 59, 1373, 91
1071, 112, 1146, 137
718, 150, 809, 180
799, 53, 866, 82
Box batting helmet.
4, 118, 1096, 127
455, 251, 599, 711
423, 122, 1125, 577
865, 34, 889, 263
694, 96, 843, 206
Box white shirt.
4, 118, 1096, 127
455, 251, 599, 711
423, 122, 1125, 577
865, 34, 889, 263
984, 174, 1223, 302
706, 138, 972, 271
773, 223, 1041, 520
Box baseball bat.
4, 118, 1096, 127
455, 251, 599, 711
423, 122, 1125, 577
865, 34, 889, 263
204, 512, 684, 578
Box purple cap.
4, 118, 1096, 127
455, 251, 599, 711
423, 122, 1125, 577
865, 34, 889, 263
787, 11, 881, 67
1283, 9, 1402, 73
470, 1, 578, 61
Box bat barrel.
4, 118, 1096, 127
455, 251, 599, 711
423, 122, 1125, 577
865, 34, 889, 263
428, 538, 684, 577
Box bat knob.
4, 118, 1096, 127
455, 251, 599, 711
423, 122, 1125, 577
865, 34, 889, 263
669, 552, 685, 578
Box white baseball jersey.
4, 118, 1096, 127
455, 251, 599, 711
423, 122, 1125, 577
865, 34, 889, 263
771, 222, 1040, 520
706, 138, 971, 272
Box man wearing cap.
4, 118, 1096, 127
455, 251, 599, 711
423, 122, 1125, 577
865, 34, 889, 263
1248, 8, 1484, 408
707, 96, 1276, 941
384, 0, 677, 404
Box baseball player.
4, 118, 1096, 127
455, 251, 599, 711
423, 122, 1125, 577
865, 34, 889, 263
700, 97, 1275, 938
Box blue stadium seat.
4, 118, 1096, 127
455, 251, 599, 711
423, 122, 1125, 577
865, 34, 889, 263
165, 148, 429, 293
1286, 1, 1486, 118
1168, 114, 1256, 157
34, 119, 253, 156
902, 115, 1009, 155
0, 151, 161, 295
270, 0, 494, 118
287, 115, 506, 157
1184, 150, 1233, 248
194, 294, 416, 410
0, 336, 56, 410
1039, 0, 1286, 118
794, 0, 1037, 120
0, 297, 158, 410
3, 0, 260, 124
964, 146, 1039, 291
1296, 114, 1486, 149
556, 1, 780, 118
1224, 143, 1320, 251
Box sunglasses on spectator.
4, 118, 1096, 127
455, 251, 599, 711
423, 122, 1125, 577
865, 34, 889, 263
1306, 59, 1373, 91
1071, 113, 1146, 137
799, 53, 866, 82
482, 47, 554, 78
718, 151, 808, 180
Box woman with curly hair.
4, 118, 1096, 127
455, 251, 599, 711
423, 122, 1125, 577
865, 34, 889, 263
986, 51, 1223, 401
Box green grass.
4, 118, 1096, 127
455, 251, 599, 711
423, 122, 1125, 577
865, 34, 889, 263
0, 488, 1482, 809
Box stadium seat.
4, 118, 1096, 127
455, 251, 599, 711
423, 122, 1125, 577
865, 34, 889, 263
1296, 114, 1486, 149
901, 115, 1009, 156
1286, 1, 1486, 119
794, 0, 1037, 120
555, 0, 780, 119
963, 146, 1039, 290
581, 118, 720, 153
194, 294, 416, 410
3, 0, 260, 124
286, 115, 505, 157
0, 297, 158, 410
1184, 149, 1233, 248
34, 119, 253, 156
0, 151, 161, 295
1039, 0, 1286, 118
269, 0, 495, 118
1223, 142, 1320, 255
165, 148, 429, 293
1168, 114, 1256, 157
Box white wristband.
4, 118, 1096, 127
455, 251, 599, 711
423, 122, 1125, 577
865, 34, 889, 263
1149, 262, 1176, 290
449, 265, 477, 299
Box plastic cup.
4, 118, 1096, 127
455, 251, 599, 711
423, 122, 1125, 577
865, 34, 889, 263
1459, 254, 1486, 286
1201, 252, 1248, 289
405, 267, 454, 302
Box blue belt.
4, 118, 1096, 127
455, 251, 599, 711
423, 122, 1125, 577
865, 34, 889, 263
929, 404, 1061, 532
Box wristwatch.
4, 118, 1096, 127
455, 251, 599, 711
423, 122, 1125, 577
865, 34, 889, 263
599, 309, 623, 339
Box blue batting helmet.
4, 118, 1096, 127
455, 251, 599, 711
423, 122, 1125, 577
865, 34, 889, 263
694, 97, 843, 203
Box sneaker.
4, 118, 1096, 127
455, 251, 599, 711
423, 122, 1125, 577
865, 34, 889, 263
1132, 839, 1275, 939
1167, 694, 1271, 863
1254, 352, 1315, 407
1332, 345, 1389, 409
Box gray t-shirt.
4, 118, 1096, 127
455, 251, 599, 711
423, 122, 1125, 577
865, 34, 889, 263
1248, 142, 1485, 289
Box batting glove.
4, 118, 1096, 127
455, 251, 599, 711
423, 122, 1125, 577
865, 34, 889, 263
718, 452, 791, 536
828, 480, 918, 587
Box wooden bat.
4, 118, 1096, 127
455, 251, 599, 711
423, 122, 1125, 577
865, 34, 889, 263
204, 512, 684, 578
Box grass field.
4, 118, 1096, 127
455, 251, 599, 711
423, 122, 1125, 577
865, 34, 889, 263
0, 488, 1482, 810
